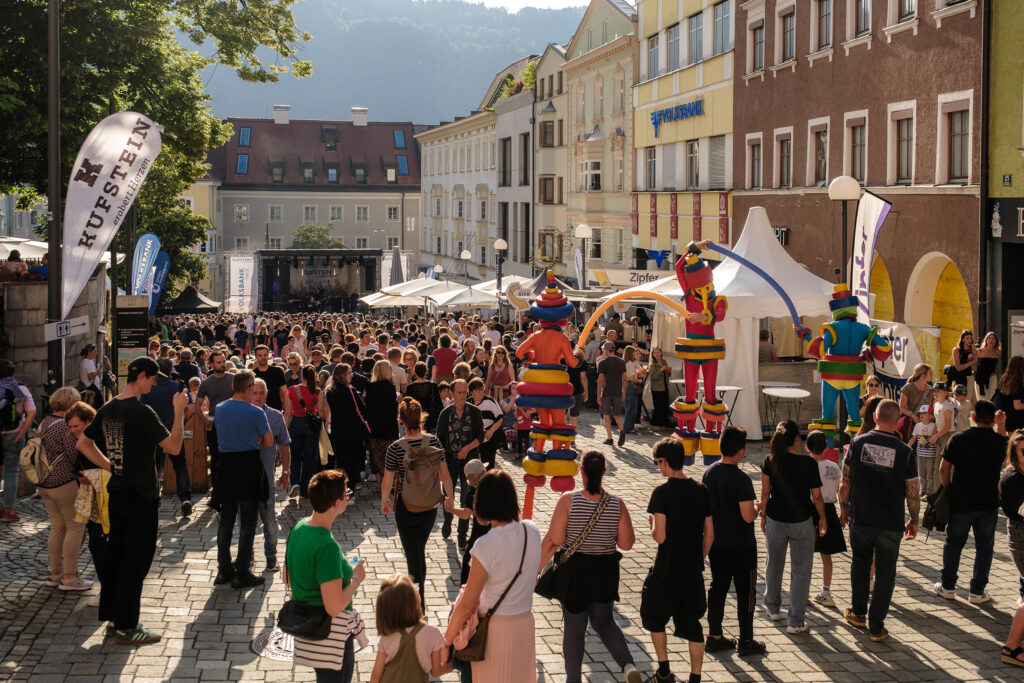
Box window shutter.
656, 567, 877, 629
709, 136, 726, 189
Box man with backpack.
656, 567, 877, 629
0, 358, 36, 522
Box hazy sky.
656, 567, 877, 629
472, 0, 588, 10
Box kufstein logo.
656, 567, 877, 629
651, 99, 704, 138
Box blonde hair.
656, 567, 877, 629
909, 364, 931, 383
371, 359, 393, 383
50, 386, 82, 412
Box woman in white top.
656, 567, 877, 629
443, 469, 541, 683
622, 346, 644, 434
78, 344, 102, 408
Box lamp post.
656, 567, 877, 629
459, 248, 473, 284
265, 220, 270, 249
574, 223, 593, 289
494, 238, 508, 321
827, 175, 862, 445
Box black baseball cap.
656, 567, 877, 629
127, 356, 159, 377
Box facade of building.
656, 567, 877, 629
987, 0, 1024, 357
204, 105, 421, 300
533, 44, 571, 281
179, 177, 221, 298
633, 0, 736, 277
495, 88, 537, 279
0, 195, 45, 239
732, 0, 982, 356
564, 0, 639, 285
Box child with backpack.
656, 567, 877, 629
807, 430, 846, 608
369, 573, 448, 683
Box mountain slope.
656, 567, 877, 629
198, 0, 586, 124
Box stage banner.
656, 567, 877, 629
131, 232, 160, 295
226, 254, 257, 313
850, 191, 892, 323
62, 112, 162, 319
147, 251, 171, 316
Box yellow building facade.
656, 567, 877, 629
633, 0, 735, 266
179, 178, 221, 298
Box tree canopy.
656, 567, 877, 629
0, 0, 311, 299
291, 223, 343, 249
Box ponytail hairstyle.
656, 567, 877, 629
399, 396, 426, 432
768, 419, 800, 461
302, 364, 318, 394
580, 450, 606, 494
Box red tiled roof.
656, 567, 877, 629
209, 117, 421, 189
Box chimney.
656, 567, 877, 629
273, 104, 291, 125
351, 106, 368, 127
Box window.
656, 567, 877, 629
851, 124, 866, 182
271, 163, 284, 183
456, 200, 464, 219
753, 25, 765, 70
355, 237, 368, 249
303, 205, 317, 223
667, 24, 681, 71
814, 129, 828, 185
327, 166, 339, 183
590, 229, 602, 259
397, 156, 409, 175
234, 204, 249, 222
387, 167, 397, 183
541, 121, 554, 147
538, 232, 562, 261
750, 142, 762, 189
898, 0, 915, 20
689, 13, 704, 65
268, 205, 282, 222
818, 0, 832, 48
239, 127, 251, 147
645, 147, 657, 190
235, 237, 249, 251
616, 77, 625, 113
948, 110, 968, 182
714, 2, 731, 56
323, 128, 337, 150
388, 236, 400, 250
686, 140, 700, 189
779, 138, 792, 187
602, 19, 609, 43
520, 133, 530, 185
541, 176, 555, 203
709, 135, 726, 188
435, 237, 442, 254
480, 200, 487, 220
236, 154, 248, 174
897, 117, 913, 184
434, 198, 441, 217
355, 167, 366, 184
303, 166, 314, 183
648, 35, 660, 78
330, 205, 343, 221
616, 159, 623, 192
181, 197, 194, 209
499, 138, 512, 186
782, 12, 796, 61
557, 71, 563, 94
585, 160, 602, 191
356, 205, 369, 221
394, 130, 406, 149
856, 0, 870, 35
387, 206, 399, 221
268, 237, 283, 250
479, 245, 487, 265
456, 240, 463, 257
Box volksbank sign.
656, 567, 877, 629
651, 99, 704, 138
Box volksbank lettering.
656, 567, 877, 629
650, 99, 704, 138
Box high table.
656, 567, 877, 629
762, 387, 811, 435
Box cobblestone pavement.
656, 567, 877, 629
2, 410, 1022, 682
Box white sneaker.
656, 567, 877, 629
933, 582, 956, 600
87, 594, 100, 607
59, 576, 94, 591
623, 662, 642, 683
812, 590, 836, 607
764, 606, 784, 621
968, 592, 991, 605
786, 623, 809, 634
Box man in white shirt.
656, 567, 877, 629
481, 321, 501, 348
357, 330, 378, 359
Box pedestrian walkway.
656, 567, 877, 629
0, 411, 1020, 681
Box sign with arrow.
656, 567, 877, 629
44, 315, 90, 342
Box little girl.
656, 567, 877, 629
370, 574, 448, 683
514, 401, 535, 460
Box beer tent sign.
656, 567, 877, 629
62, 112, 162, 319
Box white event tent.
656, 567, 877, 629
608, 206, 835, 438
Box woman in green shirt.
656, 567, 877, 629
286, 470, 366, 682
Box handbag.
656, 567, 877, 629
536, 491, 609, 601
454, 523, 528, 662
297, 388, 323, 433
277, 532, 332, 640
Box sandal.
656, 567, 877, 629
1002, 645, 1024, 667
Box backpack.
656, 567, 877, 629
20, 421, 64, 485
399, 437, 446, 513
0, 386, 21, 431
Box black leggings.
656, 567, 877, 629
100, 489, 159, 630
707, 545, 757, 641
395, 497, 437, 609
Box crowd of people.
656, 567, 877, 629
2, 309, 1024, 681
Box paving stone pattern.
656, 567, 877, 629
1, 411, 1021, 682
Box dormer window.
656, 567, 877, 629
323, 128, 338, 151
326, 164, 339, 183
302, 165, 314, 183
270, 161, 284, 183
354, 166, 366, 184
387, 167, 397, 183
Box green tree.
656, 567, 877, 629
291, 223, 343, 249
0, 0, 312, 301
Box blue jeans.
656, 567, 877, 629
2, 432, 25, 510
313, 635, 354, 682
941, 508, 998, 595
623, 384, 640, 432
763, 517, 815, 627
259, 484, 278, 563
850, 524, 903, 634
168, 451, 191, 502
288, 418, 320, 497
217, 500, 259, 572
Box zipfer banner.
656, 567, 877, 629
61, 112, 162, 319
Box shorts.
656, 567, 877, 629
815, 504, 847, 555
570, 393, 584, 418
640, 571, 705, 642
600, 395, 625, 417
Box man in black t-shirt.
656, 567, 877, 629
841, 399, 918, 641
252, 345, 290, 419
936, 399, 1008, 603
272, 322, 290, 357
702, 427, 766, 657
78, 357, 186, 645
641, 437, 713, 683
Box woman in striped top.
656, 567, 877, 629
539, 450, 642, 683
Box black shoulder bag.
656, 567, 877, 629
277, 528, 332, 640
536, 492, 609, 601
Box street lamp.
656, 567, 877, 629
460, 248, 472, 283
574, 223, 593, 289
494, 238, 508, 294
828, 176, 861, 284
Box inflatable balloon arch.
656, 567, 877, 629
517, 243, 889, 520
